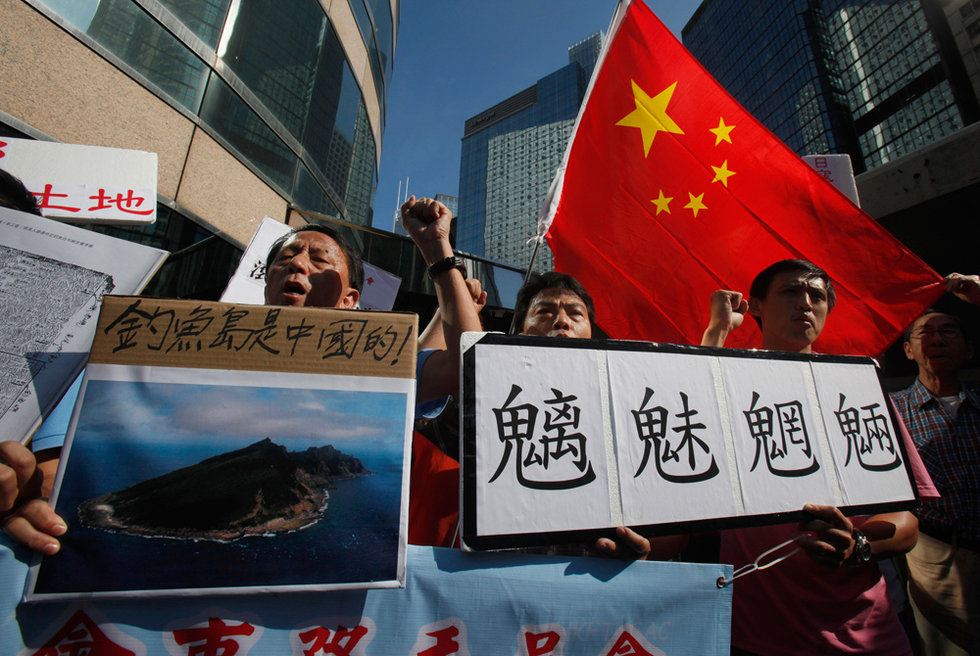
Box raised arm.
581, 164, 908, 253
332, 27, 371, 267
701, 289, 748, 347
418, 278, 486, 351
401, 196, 483, 403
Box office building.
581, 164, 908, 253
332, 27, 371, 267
434, 193, 458, 219
1, 0, 397, 298
684, 0, 980, 381
942, 0, 980, 101
457, 32, 602, 271
682, 0, 980, 173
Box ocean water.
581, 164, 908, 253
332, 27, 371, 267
34, 442, 403, 595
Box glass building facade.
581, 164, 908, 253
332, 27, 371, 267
682, 0, 979, 172
3, 0, 399, 300
457, 32, 602, 271
27, 0, 395, 226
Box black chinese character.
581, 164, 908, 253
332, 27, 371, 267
745, 391, 819, 477
250, 259, 267, 280
364, 324, 399, 362
209, 307, 281, 354
165, 306, 214, 353
103, 300, 175, 352
631, 388, 718, 483
489, 385, 596, 490
318, 319, 368, 360
836, 394, 901, 471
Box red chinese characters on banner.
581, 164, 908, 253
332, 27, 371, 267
411, 619, 471, 656
22, 613, 682, 654
809, 156, 834, 182
600, 626, 664, 656
87, 188, 154, 215
26, 182, 156, 219
30, 610, 135, 656
172, 617, 257, 656
33, 183, 82, 213
297, 624, 370, 656
522, 630, 563, 656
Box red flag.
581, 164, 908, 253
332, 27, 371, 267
408, 432, 459, 548
542, 0, 942, 355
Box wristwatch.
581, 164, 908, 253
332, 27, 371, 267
844, 529, 872, 567
427, 256, 466, 280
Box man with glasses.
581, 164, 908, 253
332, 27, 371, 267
891, 273, 980, 655
702, 259, 938, 655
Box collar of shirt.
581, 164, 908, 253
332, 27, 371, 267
907, 378, 980, 413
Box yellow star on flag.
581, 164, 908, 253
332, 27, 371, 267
651, 190, 672, 215
709, 117, 735, 145
616, 80, 684, 157
685, 192, 707, 217
711, 160, 736, 187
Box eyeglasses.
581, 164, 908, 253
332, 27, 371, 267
909, 327, 963, 341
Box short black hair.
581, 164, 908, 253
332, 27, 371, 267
513, 271, 596, 334
266, 224, 364, 293
902, 309, 966, 344
0, 168, 42, 216
748, 259, 836, 326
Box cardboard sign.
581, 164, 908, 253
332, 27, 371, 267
27, 298, 418, 600
87, 296, 417, 378
0, 137, 158, 224
461, 334, 918, 550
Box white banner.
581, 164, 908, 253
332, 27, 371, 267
461, 334, 919, 550
0, 137, 158, 224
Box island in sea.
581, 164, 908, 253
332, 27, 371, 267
77, 438, 370, 541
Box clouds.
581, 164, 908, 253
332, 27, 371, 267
76, 380, 407, 451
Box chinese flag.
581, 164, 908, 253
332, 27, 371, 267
542, 0, 942, 355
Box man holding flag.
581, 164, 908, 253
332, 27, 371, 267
699, 259, 937, 654
537, 1, 946, 651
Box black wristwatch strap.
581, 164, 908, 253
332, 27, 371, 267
427, 256, 465, 280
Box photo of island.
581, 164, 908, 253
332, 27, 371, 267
31, 376, 410, 598
77, 438, 369, 541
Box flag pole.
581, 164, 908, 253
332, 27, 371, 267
507, 237, 542, 335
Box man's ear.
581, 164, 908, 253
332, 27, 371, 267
748, 297, 763, 319
903, 340, 915, 361
340, 288, 360, 309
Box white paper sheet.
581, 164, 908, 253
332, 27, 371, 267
608, 350, 738, 525
474, 344, 612, 535
0, 207, 167, 444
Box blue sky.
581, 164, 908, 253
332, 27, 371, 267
75, 380, 407, 455
372, 0, 704, 230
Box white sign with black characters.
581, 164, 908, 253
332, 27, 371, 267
460, 334, 918, 550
